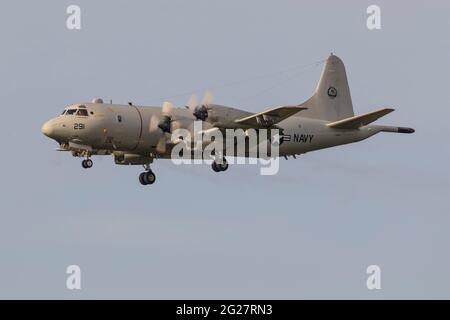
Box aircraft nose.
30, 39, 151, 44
41, 121, 54, 137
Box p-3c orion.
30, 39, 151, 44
41, 54, 414, 185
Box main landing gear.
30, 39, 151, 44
81, 158, 93, 169
139, 164, 156, 185
211, 158, 228, 172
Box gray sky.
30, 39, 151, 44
0, 0, 449, 299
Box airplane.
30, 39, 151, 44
41, 54, 414, 185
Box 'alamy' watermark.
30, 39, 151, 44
366, 265, 381, 290
66, 5, 81, 30
170, 121, 280, 175
366, 5, 381, 30
66, 265, 81, 290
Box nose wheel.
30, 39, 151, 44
81, 159, 93, 169
212, 158, 228, 172
139, 164, 156, 185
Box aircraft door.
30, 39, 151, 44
103, 106, 142, 150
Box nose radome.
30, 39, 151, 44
41, 121, 54, 137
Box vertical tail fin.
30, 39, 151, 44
300, 54, 354, 121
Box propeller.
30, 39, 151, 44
148, 101, 177, 154
186, 94, 198, 111
202, 90, 214, 106
162, 100, 174, 115
186, 91, 213, 121
157, 101, 174, 133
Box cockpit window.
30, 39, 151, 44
61, 110, 66, 115
76, 109, 89, 116
66, 109, 77, 115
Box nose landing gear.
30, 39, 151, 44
81, 158, 93, 169
139, 164, 156, 185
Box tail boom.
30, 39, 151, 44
376, 125, 415, 134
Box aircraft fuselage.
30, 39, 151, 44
42, 102, 380, 159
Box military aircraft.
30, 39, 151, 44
41, 54, 414, 185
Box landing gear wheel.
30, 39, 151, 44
139, 171, 156, 185
85, 159, 93, 168
82, 159, 93, 169
139, 172, 147, 185
212, 161, 221, 172
219, 160, 228, 171
212, 158, 228, 172
144, 171, 156, 185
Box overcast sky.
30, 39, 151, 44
0, 0, 449, 299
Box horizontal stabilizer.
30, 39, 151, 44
326, 108, 394, 129
234, 106, 307, 128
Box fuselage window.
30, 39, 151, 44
76, 109, 89, 116
66, 109, 77, 115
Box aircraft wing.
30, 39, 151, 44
234, 106, 307, 128
326, 108, 394, 129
